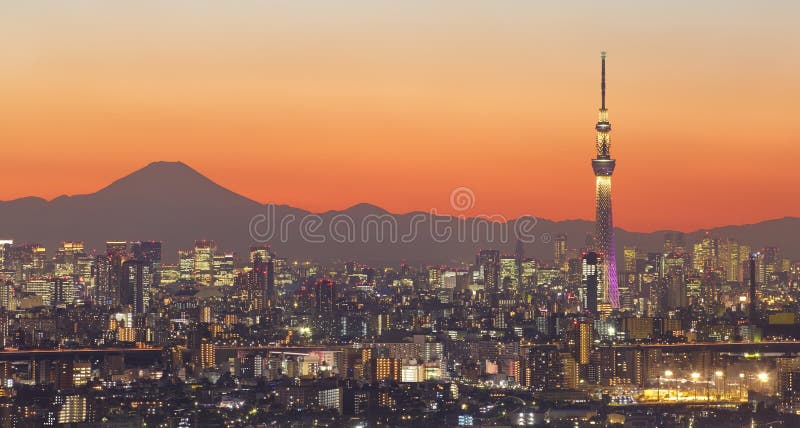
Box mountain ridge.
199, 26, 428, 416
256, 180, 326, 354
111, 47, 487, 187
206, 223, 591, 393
0, 161, 797, 264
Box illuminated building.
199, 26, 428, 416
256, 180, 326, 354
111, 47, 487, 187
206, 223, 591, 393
591, 51, 619, 309
578, 321, 592, 365
528, 349, 565, 391
54, 241, 85, 277
200, 339, 215, 370
623, 246, 638, 273
314, 279, 337, 337
401, 361, 424, 382
117, 326, 135, 342
31, 245, 47, 276
91, 254, 111, 306
57, 395, 87, 424
193, 240, 215, 286
317, 387, 342, 413
554, 234, 567, 268
374, 358, 401, 382
719, 239, 750, 283
581, 252, 601, 315
692, 235, 719, 273
24, 279, 52, 306
500, 256, 519, 291
749, 252, 759, 322
247, 253, 268, 311
178, 250, 194, 283
122, 260, 151, 314
249, 244, 270, 264
427, 266, 441, 288
213, 253, 235, 286
51, 276, 76, 305
73, 362, 92, 387
200, 306, 213, 323
478, 249, 500, 292
131, 241, 162, 287
106, 241, 128, 306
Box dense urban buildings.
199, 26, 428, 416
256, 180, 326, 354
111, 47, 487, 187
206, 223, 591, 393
0, 229, 798, 427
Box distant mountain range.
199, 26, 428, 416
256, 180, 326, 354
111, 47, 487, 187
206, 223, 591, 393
1, 161, 798, 265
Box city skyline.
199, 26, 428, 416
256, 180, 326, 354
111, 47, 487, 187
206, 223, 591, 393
3, 3, 800, 427
2, 2, 800, 232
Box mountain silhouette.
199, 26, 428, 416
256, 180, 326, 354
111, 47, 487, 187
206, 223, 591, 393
0, 161, 798, 265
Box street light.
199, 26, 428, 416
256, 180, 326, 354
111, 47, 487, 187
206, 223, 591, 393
715, 371, 724, 400
739, 373, 746, 400
660, 370, 673, 402
691, 372, 700, 401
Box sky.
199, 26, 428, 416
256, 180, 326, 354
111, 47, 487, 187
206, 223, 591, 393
1, 1, 798, 232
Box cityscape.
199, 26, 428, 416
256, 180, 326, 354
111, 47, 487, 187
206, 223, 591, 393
3, 2, 800, 428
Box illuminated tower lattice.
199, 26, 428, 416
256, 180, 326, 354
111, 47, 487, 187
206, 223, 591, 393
592, 51, 619, 309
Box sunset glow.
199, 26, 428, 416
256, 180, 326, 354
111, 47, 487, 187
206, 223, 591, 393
2, 1, 798, 231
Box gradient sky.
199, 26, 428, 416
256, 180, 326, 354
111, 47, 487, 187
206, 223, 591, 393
1, 1, 798, 232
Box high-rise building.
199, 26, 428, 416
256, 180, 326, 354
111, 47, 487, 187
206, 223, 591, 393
478, 250, 500, 292
91, 255, 111, 306
200, 339, 215, 370
749, 252, 758, 322
54, 241, 85, 277
591, 52, 619, 309
57, 395, 87, 424
193, 240, 215, 286
52, 276, 76, 305
581, 252, 602, 316
106, 241, 128, 306
213, 253, 235, 286
122, 260, 152, 314
131, 241, 162, 287
554, 234, 567, 268
314, 279, 337, 337
178, 250, 194, 283
692, 235, 719, 273
500, 256, 519, 291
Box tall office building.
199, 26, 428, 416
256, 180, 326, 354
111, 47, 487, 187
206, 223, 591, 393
478, 249, 500, 293
57, 395, 87, 424
193, 240, 215, 286
749, 252, 758, 322
591, 52, 619, 309
131, 241, 162, 287
500, 256, 519, 291
105, 241, 128, 307
581, 252, 602, 316
213, 253, 235, 286
91, 255, 111, 306
692, 235, 719, 273
553, 234, 567, 268
178, 250, 194, 283
122, 260, 152, 314
314, 279, 337, 338
52, 276, 76, 305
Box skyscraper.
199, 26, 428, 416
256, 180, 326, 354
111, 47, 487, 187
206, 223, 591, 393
131, 241, 162, 287
122, 259, 152, 314
581, 252, 601, 316
193, 240, 215, 286
478, 249, 500, 293
554, 234, 567, 268
592, 52, 619, 309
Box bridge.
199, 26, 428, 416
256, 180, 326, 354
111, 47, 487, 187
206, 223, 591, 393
601, 341, 800, 354
0, 347, 164, 361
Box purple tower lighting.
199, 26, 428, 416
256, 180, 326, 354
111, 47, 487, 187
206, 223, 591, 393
592, 52, 620, 309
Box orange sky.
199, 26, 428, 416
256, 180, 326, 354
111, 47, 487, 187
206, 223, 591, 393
1, 2, 798, 232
